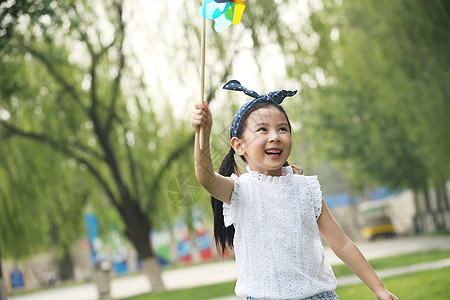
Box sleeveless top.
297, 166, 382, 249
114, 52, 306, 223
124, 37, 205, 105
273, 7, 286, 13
223, 165, 337, 299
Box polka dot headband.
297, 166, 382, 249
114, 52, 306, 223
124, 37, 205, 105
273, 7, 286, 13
223, 79, 297, 138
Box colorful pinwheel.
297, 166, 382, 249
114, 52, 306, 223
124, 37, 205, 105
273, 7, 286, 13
199, 0, 246, 32
197, 1, 246, 148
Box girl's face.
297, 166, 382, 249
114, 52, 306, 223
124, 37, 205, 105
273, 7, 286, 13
232, 106, 292, 176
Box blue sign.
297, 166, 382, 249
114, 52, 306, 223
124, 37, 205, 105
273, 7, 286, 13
84, 213, 108, 268
10, 270, 25, 290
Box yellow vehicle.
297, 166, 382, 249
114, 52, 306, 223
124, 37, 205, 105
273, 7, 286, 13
358, 201, 395, 240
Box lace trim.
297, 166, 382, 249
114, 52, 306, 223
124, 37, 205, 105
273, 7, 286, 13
223, 173, 239, 227
245, 165, 294, 184
306, 175, 323, 219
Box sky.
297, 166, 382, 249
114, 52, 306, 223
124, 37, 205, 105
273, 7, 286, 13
123, 0, 317, 121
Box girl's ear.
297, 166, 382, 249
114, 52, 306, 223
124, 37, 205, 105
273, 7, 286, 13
231, 137, 245, 156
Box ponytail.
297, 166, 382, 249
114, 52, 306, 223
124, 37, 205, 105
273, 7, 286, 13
211, 147, 237, 256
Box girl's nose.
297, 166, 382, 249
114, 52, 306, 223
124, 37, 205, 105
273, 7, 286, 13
268, 130, 281, 143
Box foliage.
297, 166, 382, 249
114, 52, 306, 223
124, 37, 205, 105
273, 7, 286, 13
0, 0, 96, 259
0, 0, 230, 268
0, 0, 56, 48
0, 139, 88, 259
293, 0, 450, 192
0, 0, 181, 267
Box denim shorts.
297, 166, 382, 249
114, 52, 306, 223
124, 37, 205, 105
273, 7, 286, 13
244, 290, 339, 300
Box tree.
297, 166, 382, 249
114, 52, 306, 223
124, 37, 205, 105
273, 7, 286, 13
0, 0, 242, 290
0, 0, 172, 289
290, 0, 450, 229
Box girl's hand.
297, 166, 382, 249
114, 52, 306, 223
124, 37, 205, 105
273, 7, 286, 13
376, 288, 398, 300
191, 101, 212, 135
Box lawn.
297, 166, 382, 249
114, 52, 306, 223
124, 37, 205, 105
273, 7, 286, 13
331, 249, 450, 277
335, 267, 450, 299
120, 250, 450, 300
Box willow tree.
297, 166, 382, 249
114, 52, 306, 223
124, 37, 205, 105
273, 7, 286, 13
0, 139, 89, 281
0, 0, 174, 289
0, 0, 242, 290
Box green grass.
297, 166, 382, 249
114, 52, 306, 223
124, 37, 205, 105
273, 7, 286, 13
122, 267, 450, 300
332, 249, 450, 277
335, 267, 450, 300
120, 280, 236, 300
421, 231, 450, 237
120, 250, 450, 300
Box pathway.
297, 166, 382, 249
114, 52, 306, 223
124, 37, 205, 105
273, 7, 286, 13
9, 236, 450, 300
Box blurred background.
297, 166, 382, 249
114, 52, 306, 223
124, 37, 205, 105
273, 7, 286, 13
0, 0, 449, 299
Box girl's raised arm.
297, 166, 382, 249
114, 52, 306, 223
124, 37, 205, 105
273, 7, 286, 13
191, 101, 235, 204
317, 200, 398, 300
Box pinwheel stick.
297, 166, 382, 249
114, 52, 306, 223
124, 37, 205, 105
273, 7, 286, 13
199, 7, 206, 150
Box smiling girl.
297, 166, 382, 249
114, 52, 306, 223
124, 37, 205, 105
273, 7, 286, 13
191, 80, 398, 300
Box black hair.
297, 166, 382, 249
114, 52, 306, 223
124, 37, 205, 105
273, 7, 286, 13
211, 100, 296, 256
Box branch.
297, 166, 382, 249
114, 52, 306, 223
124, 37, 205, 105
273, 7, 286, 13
19, 43, 88, 114
69, 3, 95, 56
105, 2, 126, 134
0, 120, 104, 161
0, 121, 119, 208
149, 62, 234, 194
67, 3, 132, 205
70, 2, 123, 137
69, 3, 113, 139
0, 130, 14, 141
116, 114, 140, 200
71, 140, 105, 162
91, 114, 132, 204
150, 134, 195, 195
89, 56, 99, 121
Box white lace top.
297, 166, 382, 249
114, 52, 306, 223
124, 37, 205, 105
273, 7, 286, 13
223, 165, 337, 299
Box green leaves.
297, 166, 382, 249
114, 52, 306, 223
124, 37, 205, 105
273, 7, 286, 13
298, 0, 450, 191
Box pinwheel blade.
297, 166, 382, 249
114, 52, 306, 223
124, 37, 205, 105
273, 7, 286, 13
232, 0, 245, 25
214, 13, 232, 32
199, 0, 223, 20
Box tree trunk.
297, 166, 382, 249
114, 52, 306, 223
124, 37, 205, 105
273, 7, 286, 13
423, 185, 431, 212
413, 185, 437, 233
437, 180, 449, 210
57, 246, 74, 281
0, 248, 7, 300
169, 230, 179, 265
141, 257, 164, 291
187, 208, 200, 263
119, 200, 165, 291
0, 279, 7, 300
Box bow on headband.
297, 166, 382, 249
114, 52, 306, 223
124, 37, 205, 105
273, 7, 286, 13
222, 80, 297, 138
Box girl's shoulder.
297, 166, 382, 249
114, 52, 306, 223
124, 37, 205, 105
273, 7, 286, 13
292, 172, 319, 181
230, 171, 249, 181
295, 174, 321, 189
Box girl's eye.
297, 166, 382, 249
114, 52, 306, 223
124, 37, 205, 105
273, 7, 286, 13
257, 127, 267, 132
279, 127, 288, 132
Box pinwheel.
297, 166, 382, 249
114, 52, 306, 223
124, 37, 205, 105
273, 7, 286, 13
199, 0, 246, 33
198, 0, 246, 149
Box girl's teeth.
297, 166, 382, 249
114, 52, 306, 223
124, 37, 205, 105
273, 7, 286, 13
266, 151, 281, 154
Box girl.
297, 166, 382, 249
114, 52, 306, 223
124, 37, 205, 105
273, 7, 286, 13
191, 80, 398, 300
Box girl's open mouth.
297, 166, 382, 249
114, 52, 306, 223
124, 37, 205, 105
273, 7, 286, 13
265, 149, 282, 158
